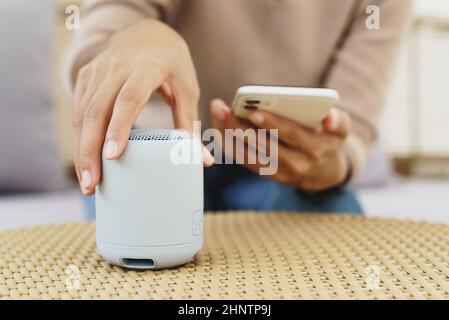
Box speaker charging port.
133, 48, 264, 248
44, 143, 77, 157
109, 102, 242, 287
121, 258, 156, 269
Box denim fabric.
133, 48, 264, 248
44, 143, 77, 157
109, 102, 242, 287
203, 165, 363, 214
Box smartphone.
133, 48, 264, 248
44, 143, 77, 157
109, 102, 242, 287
231, 85, 339, 129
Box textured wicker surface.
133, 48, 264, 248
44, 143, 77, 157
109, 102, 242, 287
1, 212, 448, 299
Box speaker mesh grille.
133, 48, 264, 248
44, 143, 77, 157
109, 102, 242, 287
128, 128, 190, 141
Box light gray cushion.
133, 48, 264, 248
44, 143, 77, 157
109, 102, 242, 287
0, 0, 68, 192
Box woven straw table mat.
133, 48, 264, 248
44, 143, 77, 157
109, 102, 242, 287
1, 212, 448, 300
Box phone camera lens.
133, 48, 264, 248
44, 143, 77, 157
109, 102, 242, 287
245, 99, 261, 105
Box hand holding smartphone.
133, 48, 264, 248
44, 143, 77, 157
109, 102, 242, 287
231, 85, 339, 129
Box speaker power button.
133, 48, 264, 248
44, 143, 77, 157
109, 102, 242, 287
192, 210, 203, 236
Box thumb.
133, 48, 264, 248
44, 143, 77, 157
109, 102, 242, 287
323, 108, 350, 137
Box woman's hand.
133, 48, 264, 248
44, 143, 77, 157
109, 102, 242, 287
210, 99, 351, 191
72, 19, 213, 196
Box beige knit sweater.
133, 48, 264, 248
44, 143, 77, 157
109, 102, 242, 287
65, 0, 412, 178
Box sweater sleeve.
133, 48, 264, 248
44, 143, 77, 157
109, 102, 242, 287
323, 0, 412, 179
63, 0, 180, 92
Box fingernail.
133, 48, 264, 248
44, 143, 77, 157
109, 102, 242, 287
203, 148, 215, 166
249, 112, 264, 126
330, 109, 339, 131
104, 139, 118, 159
212, 101, 228, 121
81, 170, 92, 193
212, 98, 225, 105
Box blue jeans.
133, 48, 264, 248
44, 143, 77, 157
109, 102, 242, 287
84, 164, 363, 220
203, 164, 363, 213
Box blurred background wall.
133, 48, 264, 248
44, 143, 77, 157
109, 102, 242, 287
382, 0, 449, 178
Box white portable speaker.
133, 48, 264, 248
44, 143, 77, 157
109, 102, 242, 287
96, 128, 204, 270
